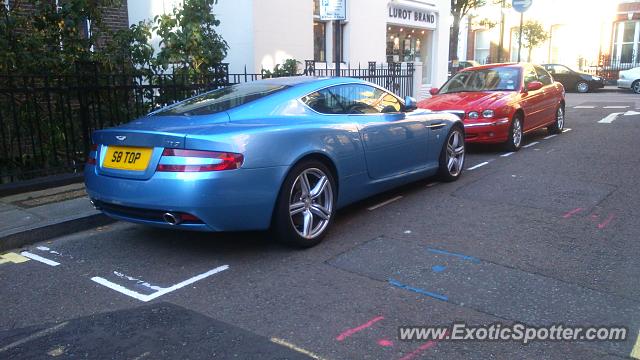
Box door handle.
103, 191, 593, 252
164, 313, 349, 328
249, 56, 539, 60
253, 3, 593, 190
426, 122, 446, 130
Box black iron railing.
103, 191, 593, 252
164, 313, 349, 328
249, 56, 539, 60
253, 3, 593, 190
0, 61, 414, 183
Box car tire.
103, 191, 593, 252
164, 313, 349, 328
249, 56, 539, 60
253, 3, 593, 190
576, 81, 589, 93
504, 114, 523, 152
272, 160, 336, 248
438, 125, 465, 182
633, 80, 640, 94
548, 105, 565, 134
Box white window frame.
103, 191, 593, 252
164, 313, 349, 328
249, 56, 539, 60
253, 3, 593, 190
612, 21, 640, 64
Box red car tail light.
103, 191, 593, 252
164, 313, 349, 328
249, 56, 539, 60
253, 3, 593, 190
87, 144, 98, 165
157, 149, 244, 172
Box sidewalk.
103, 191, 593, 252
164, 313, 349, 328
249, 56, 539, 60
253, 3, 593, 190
0, 183, 113, 252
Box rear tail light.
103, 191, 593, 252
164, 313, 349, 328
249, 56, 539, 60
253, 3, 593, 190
157, 149, 244, 172
87, 144, 98, 165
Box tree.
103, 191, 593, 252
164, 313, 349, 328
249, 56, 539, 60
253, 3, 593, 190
516, 20, 550, 62
450, 0, 486, 61
154, 0, 228, 75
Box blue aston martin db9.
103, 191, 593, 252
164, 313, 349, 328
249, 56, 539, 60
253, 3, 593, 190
85, 77, 465, 247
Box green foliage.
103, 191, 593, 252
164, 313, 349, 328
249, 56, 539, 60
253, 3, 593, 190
0, 0, 228, 75
261, 59, 300, 78
154, 0, 228, 75
0, 0, 122, 73
516, 20, 550, 61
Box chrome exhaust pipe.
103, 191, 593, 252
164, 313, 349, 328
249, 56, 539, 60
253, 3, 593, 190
163, 212, 181, 225
89, 199, 101, 210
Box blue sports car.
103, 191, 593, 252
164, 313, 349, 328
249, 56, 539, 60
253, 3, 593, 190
85, 77, 465, 247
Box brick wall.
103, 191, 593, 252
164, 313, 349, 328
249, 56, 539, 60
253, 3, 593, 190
616, 1, 640, 21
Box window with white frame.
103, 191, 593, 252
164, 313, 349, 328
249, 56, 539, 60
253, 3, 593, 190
474, 30, 490, 64
612, 21, 640, 64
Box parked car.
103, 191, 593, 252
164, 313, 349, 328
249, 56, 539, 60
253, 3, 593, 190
448, 60, 481, 77
542, 64, 604, 93
85, 77, 465, 248
617, 67, 640, 93
419, 63, 565, 151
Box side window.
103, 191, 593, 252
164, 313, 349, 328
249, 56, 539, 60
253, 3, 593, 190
302, 89, 346, 114
554, 65, 571, 75
534, 66, 553, 86
523, 66, 538, 87
303, 85, 402, 114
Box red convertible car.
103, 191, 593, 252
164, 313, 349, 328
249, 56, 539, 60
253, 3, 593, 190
418, 63, 565, 151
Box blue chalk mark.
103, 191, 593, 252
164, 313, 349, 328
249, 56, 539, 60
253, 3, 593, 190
427, 248, 481, 264
431, 265, 446, 273
388, 278, 449, 302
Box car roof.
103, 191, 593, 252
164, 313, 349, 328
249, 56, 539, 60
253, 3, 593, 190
463, 62, 523, 71
254, 76, 363, 87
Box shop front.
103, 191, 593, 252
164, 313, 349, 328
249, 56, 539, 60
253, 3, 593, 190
385, 1, 438, 89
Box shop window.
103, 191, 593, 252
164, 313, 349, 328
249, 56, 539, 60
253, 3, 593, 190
314, 21, 326, 62
612, 21, 639, 64
386, 26, 425, 63
474, 30, 490, 64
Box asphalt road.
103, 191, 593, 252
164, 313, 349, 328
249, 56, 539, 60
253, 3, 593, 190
2, 90, 640, 359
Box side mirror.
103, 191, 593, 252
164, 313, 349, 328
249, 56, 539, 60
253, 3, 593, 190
404, 96, 418, 111
429, 87, 440, 96
526, 81, 543, 92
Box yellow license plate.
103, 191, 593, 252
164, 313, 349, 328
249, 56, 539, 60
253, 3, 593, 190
103, 146, 152, 171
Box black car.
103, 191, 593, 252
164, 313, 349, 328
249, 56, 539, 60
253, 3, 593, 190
542, 64, 604, 93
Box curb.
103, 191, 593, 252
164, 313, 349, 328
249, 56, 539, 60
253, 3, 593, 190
0, 213, 115, 252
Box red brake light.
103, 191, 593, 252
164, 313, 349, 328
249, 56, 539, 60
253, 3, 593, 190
87, 144, 98, 165
157, 149, 244, 172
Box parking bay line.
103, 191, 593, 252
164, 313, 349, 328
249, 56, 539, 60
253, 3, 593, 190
500, 152, 515, 157
522, 141, 539, 149
367, 196, 403, 211
630, 331, 640, 359
0, 322, 68, 353
466, 161, 489, 171
91, 265, 229, 302
603, 106, 629, 109
544, 134, 557, 140
563, 128, 572, 133
573, 106, 595, 109
20, 251, 60, 266
271, 338, 328, 360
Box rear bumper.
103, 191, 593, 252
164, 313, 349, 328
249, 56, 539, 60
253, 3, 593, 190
84, 165, 289, 232
463, 118, 511, 144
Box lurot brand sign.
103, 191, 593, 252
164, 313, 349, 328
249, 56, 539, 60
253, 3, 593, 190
387, 5, 436, 29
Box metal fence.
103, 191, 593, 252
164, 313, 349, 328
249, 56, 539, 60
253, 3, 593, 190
0, 61, 414, 183
583, 57, 640, 83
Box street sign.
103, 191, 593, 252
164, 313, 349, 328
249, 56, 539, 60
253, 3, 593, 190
512, 0, 532, 13
320, 0, 346, 21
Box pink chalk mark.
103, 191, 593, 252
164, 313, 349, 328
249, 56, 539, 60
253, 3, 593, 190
377, 339, 394, 347
563, 207, 584, 219
335, 316, 384, 341
397, 341, 437, 360
598, 214, 615, 229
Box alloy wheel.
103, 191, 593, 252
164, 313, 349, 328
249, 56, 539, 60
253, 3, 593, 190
288, 168, 333, 239
634, 81, 640, 94
446, 130, 465, 177
577, 82, 589, 93
556, 107, 565, 130
512, 118, 522, 148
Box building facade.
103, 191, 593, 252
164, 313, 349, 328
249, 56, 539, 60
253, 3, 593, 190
128, 0, 452, 97
610, 0, 640, 65
455, 0, 616, 70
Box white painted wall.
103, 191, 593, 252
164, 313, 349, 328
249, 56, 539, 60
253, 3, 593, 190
252, 0, 314, 73
345, 0, 387, 65
215, 0, 254, 73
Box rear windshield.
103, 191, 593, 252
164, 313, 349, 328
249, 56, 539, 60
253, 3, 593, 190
157, 83, 289, 116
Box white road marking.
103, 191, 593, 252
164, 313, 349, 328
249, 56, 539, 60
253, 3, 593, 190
500, 152, 515, 157
466, 162, 489, 170
573, 106, 595, 109
367, 196, 403, 211
603, 106, 629, 109
599, 113, 622, 124
0, 322, 68, 353
543, 134, 557, 140
91, 265, 229, 302
523, 141, 539, 148
20, 251, 60, 266
563, 128, 572, 133
624, 110, 640, 116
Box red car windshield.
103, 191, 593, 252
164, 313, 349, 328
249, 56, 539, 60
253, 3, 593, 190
440, 67, 522, 94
